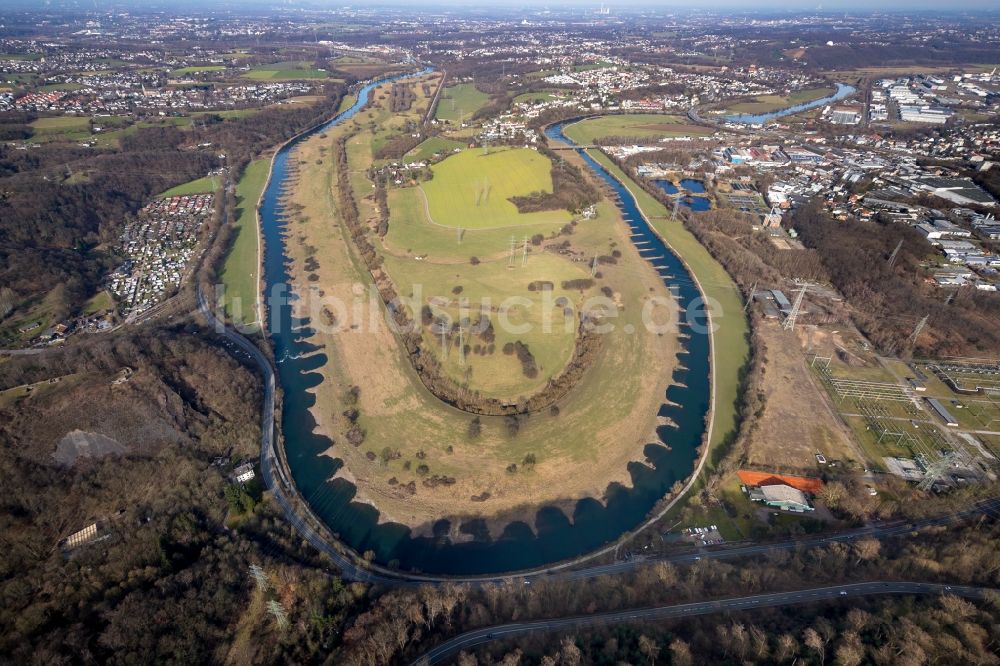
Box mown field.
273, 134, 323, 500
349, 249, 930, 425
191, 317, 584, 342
421, 147, 571, 229
562, 114, 712, 144
244, 61, 331, 81
28, 116, 90, 142
434, 82, 491, 123
220, 159, 270, 327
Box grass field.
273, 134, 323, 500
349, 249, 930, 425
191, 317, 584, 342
82, 290, 114, 316
421, 147, 571, 229
379, 250, 586, 398
403, 135, 465, 163
585, 150, 749, 470
337, 93, 358, 114
434, 83, 491, 123
28, 116, 91, 142
721, 86, 836, 115
245, 61, 330, 81
383, 186, 561, 260
220, 159, 270, 327
36, 83, 82, 92
563, 114, 712, 144
278, 76, 682, 526
30, 116, 89, 131
158, 174, 220, 198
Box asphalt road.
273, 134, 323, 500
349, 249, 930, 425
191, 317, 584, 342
413, 581, 996, 665
197, 287, 398, 584
199, 285, 1000, 587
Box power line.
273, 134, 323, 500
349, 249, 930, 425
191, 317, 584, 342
887, 239, 903, 268
783, 284, 808, 331
908, 314, 929, 348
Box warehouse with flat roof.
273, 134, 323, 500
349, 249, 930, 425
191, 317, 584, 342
926, 397, 958, 426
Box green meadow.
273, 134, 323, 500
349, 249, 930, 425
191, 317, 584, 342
158, 174, 220, 198
220, 159, 271, 327
420, 147, 571, 229
403, 135, 466, 163
434, 82, 491, 123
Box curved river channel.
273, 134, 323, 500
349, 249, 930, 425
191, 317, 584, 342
260, 73, 713, 575
723, 82, 856, 125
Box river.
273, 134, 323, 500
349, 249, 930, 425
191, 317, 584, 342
723, 82, 856, 125
259, 75, 713, 575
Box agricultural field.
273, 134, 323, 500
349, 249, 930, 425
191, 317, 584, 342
720, 86, 836, 115
434, 82, 491, 123
420, 147, 571, 229
382, 186, 561, 261
244, 61, 330, 80
279, 75, 682, 527
220, 159, 270, 327
562, 114, 712, 144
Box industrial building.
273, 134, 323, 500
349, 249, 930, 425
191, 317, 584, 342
748, 484, 814, 512
926, 397, 959, 427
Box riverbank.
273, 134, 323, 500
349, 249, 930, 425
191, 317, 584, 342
722, 82, 856, 124
583, 149, 749, 477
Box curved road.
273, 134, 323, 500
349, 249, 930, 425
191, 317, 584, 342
413, 581, 996, 665
200, 284, 1000, 586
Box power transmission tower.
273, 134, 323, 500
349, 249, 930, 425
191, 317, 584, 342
508, 236, 516, 268
907, 314, 929, 347
783, 284, 808, 331
744, 281, 757, 313
917, 453, 957, 492
249, 564, 269, 591
458, 326, 465, 366
887, 239, 903, 268
266, 600, 289, 629
811, 355, 832, 370
521, 235, 529, 267
591, 255, 598, 277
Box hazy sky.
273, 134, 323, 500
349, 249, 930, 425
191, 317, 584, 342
5, 0, 1000, 12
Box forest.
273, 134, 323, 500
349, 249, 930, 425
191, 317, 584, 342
791, 203, 1000, 358
0, 83, 346, 333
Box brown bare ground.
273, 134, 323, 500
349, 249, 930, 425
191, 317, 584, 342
746, 319, 866, 472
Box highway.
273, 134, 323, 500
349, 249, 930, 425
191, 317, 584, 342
412, 581, 996, 665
